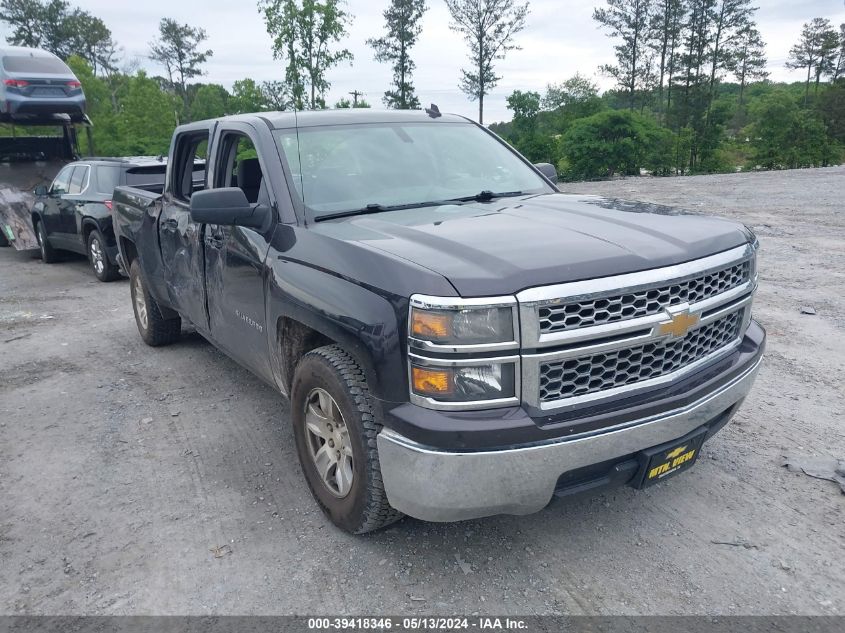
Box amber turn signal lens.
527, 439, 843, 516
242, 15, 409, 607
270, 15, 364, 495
411, 366, 454, 396
411, 309, 452, 340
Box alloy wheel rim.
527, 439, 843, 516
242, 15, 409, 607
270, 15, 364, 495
133, 276, 148, 330
91, 237, 104, 274
304, 387, 354, 498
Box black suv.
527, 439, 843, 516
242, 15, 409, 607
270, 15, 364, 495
31, 157, 167, 281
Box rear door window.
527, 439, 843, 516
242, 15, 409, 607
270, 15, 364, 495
68, 165, 88, 194
170, 130, 210, 202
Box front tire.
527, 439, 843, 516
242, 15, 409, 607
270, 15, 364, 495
291, 345, 403, 534
87, 230, 120, 282
129, 259, 181, 346
36, 222, 58, 263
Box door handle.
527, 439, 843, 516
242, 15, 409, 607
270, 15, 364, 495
162, 218, 178, 230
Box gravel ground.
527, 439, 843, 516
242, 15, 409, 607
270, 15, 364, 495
1, 166, 843, 616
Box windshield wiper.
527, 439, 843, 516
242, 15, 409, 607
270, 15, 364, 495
449, 190, 526, 203
314, 199, 457, 222
313, 191, 527, 222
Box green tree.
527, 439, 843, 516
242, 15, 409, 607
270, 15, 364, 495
259, 0, 353, 110
833, 24, 845, 83
116, 71, 180, 156
786, 18, 840, 103
335, 96, 371, 108
729, 22, 767, 105
542, 73, 599, 110
702, 0, 757, 126
149, 18, 213, 108
816, 82, 845, 143
65, 55, 119, 154
261, 80, 290, 110
560, 109, 671, 180
504, 90, 558, 164
190, 84, 229, 121
229, 78, 268, 113
594, 0, 653, 111
445, 0, 529, 124
367, 0, 427, 109
747, 91, 839, 169
506, 89, 541, 120
0, 0, 114, 71
649, 0, 686, 117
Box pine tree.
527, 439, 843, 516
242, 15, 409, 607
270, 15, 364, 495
594, 0, 654, 111
148, 18, 213, 109
649, 0, 685, 117
445, 0, 529, 124
367, 0, 428, 109
786, 18, 840, 104
834, 24, 845, 83
729, 22, 767, 105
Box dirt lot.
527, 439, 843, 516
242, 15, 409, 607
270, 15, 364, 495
1, 166, 843, 616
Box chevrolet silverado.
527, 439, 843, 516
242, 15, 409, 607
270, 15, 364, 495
112, 109, 765, 534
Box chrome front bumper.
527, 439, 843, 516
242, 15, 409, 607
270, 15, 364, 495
377, 354, 763, 523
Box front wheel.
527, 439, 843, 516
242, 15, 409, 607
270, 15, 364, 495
291, 345, 403, 534
129, 259, 181, 346
87, 230, 120, 282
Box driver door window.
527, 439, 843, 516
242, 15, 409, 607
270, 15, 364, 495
50, 166, 73, 196
216, 134, 266, 205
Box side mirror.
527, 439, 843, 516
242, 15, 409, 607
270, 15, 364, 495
189, 187, 269, 229
534, 162, 558, 184
34, 184, 48, 197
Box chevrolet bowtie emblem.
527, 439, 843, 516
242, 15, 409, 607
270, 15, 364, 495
658, 309, 700, 338
666, 446, 688, 459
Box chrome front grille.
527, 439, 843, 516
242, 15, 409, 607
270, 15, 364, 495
517, 244, 758, 411
539, 311, 742, 402
538, 261, 750, 334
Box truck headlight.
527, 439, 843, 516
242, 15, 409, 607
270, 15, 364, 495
409, 295, 518, 349
411, 361, 517, 402
408, 294, 520, 410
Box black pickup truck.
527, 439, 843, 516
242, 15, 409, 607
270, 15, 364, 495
113, 110, 765, 534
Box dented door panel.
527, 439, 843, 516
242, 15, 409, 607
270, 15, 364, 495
205, 224, 272, 380
159, 197, 207, 330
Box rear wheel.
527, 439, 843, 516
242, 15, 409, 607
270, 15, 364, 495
291, 345, 403, 534
87, 230, 120, 282
129, 259, 181, 346
36, 222, 58, 263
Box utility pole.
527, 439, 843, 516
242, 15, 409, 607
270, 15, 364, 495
349, 90, 363, 107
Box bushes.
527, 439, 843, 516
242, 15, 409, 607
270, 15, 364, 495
559, 110, 673, 181
747, 91, 841, 169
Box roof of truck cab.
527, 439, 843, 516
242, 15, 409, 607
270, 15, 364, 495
215, 109, 471, 129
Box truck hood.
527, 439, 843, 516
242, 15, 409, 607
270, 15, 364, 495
311, 193, 750, 296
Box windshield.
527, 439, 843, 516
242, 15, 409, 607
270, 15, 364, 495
2, 55, 72, 75
273, 122, 550, 218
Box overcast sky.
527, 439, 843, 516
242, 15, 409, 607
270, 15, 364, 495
6, 0, 845, 122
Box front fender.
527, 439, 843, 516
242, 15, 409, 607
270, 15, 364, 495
266, 259, 408, 404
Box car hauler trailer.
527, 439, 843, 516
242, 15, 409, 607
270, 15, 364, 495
0, 114, 91, 249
